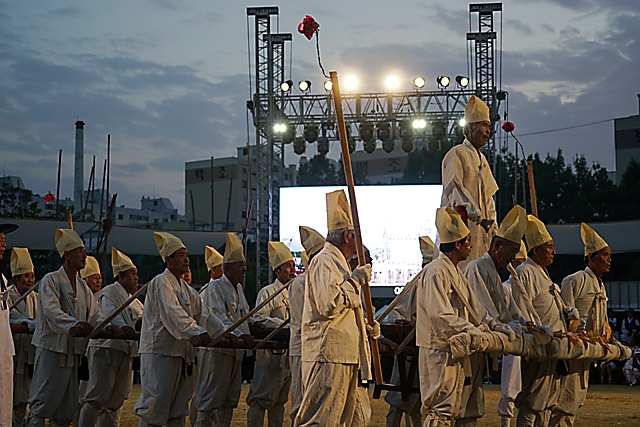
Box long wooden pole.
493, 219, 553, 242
55, 149, 62, 218
210, 156, 215, 229
82, 160, 95, 221
225, 168, 234, 230
330, 71, 383, 385
252, 318, 290, 351
88, 279, 151, 338
527, 158, 538, 217
375, 269, 423, 323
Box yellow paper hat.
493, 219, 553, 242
581, 223, 608, 256
525, 215, 553, 249
205, 245, 223, 270
55, 228, 84, 256
268, 241, 293, 269
419, 235, 435, 264
326, 190, 353, 231
464, 95, 490, 124
496, 205, 527, 244
436, 207, 470, 244
223, 233, 245, 263
299, 226, 325, 257
300, 251, 309, 269
11, 248, 34, 276
516, 240, 527, 260
80, 256, 101, 279
153, 232, 186, 259
112, 247, 136, 277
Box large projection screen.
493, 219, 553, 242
279, 185, 443, 288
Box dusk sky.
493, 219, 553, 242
1, 0, 639, 212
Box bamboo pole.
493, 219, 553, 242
252, 318, 290, 351
330, 71, 383, 385
225, 168, 234, 230
55, 149, 62, 218
82, 159, 95, 221
527, 158, 538, 217
88, 279, 151, 338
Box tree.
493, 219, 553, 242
0, 183, 42, 218
297, 154, 369, 186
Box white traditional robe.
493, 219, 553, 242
28, 266, 103, 427
498, 281, 522, 424
134, 269, 223, 427
288, 273, 305, 421
194, 274, 252, 427
511, 259, 567, 427
1, 274, 16, 427
295, 242, 370, 427
247, 279, 291, 427
441, 139, 499, 263
416, 253, 487, 426
8, 285, 38, 427
80, 282, 143, 427
551, 268, 608, 426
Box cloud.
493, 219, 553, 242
48, 7, 84, 19
506, 18, 534, 36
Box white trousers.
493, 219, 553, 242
418, 347, 465, 427
385, 357, 421, 427
289, 355, 303, 421
246, 350, 291, 427
194, 350, 242, 427
498, 355, 522, 422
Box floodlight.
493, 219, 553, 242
401, 141, 414, 153
324, 80, 333, 91
304, 124, 319, 143
413, 76, 426, 89
455, 76, 469, 88
344, 76, 358, 91
377, 122, 391, 141
382, 140, 395, 153
363, 140, 376, 154
348, 137, 357, 154
459, 118, 466, 127
436, 76, 450, 88
280, 80, 294, 92
385, 76, 400, 90
273, 123, 287, 133
299, 80, 311, 91
360, 122, 374, 142
399, 120, 413, 141
293, 137, 306, 155
412, 119, 427, 130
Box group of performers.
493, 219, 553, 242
0, 95, 631, 427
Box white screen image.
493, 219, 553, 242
279, 185, 443, 287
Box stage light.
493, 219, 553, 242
360, 122, 374, 142
377, 122, 391, 141
432, 120, 446, 140
344, 76, 358, 91
459, 118, 466, 127
382, 140, 395, 153
401, 141, 414, 153
304, 124, 319, 143
412, 119, 427, 130
413, 77, 425, 89
348, 136, 357, 154
293, 137, 306, 155
273, 123, 287, 133
497, 90, 507, 101
385, 76, 400, 90
324, 80, 333, 91
455, 76, 469, 88
299, 80, 311, 91
363, 140, 376, 154
280, 80, 294, 92
318, 139, 329, 155
399, 120, 413, 141
436, 76, 450, 88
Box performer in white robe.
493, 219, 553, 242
199, 245, 223, 294
80, 248, 143, 427
416, 208, 514, 427
459, 206, 527, 427
499, 241, 528, 427
289, 226, 325, 423
295, 190, 378, 427
134, 232, 224, 427
194, 233, 258, 427
28, 229, 107, 427
511, 216, 578, 427
383, 236, 435, 427
246, 241, 295, 427
8, 248, 38, 427
1, 223, 20, 427
79, 257, 102, 295
551, 223, 611, 427
441, 95, 498, 265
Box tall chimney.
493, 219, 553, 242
74, 120, 85, 213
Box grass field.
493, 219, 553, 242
119, 383, 640, 427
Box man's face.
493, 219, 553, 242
85, 273, 102, 293
0, 233, 5, 260
511, 257, 526, 269
344, 229, 357, 255
589, 246, 611, 277
224, 261, 247, 285
210, 264, 223, 280
66, 246, 87, 271
456, 235, 473, 261
119, 268, 139, 295
182, 268, 192, 285
493, 239, 521, 269
275, 260, 296, 284
167, 249, 190, 275
533, 241, 555, 267
467, 121, 491, 148
14, 272, 35, 295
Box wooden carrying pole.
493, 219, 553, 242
527, 158, 539, 217
330, 71, 384, 385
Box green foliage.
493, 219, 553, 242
0, 183, 42, 218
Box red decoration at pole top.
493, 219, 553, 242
298, 15, 319, 40
44, 192, 56, 204
502, 121, 515, 133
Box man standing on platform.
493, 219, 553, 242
194, 233, 258, 427
441, 95, 498, 263
551, 223, 611, 427
288, 226, 325, 423
295, 190, 378, 427
80, 248, 143, 427
246, 241, 295, 427
28, 229, 106, 427
134, 232, 223, 427
460, 205, 527, 427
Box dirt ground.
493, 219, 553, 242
119, 383, 640, 427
